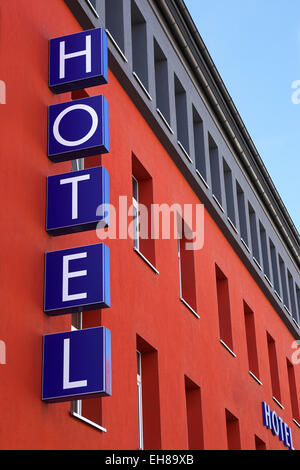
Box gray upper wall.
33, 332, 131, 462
64, 0, 300, 339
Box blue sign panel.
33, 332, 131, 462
44, 243, 110, 315
46, 166, 109, 236
262, 402, 295, 450
48, 95, 109, 162
42, 327, 111, 402
49, 28, 108, 94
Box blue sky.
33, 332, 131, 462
185, 0, 300, 232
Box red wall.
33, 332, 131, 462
0, 0, 299, 450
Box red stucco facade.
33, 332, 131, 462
0, 0, 299, 450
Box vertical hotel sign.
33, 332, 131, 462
42, 29, 111, 403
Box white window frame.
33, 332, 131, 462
137, 350, 144, 450
132, 176, 140, 251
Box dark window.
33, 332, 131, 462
248, 203, 260, 264
244, 301, 259, 379
193, 107, 206, 182
184, 376, 204, 450
209, 134, 222, 205
178, 218, 197, 313
259, 222, 270, 279
136, 335, 161, 450
270, 240, 281, 296
225, 410, 241, 450
132, 154, 156, 267
296, 285, 300, 324
236, 181, 248, 246
174, 74, 189, 154
154, 39, 170, 124
131, 1, 148, 90
255, 435, 266, 450
279, 256, 289, 309
287, 272, 297, 321
286, 358, 300, 422
223, 159, 236, 226
105, 0, 125, 53
215, 265, 233, 351
266, 332, 281, 402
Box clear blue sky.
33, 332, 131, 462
185, 0, 300, 232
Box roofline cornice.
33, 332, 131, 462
155, 0, 300, 268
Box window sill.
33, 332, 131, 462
292, 318, 300, 330
272, 396, 284, 410
70, 411, 107, 432
249, 371, 262, 386
212, 195, 225, 213
274, 290, 283, 303
180, 297, 199, 319
195, 169, 209, 189
134, 248, 159, 274
293, 419, 300, 429
132, 72, 152, 101
241, 237, 251, 253
156, 108, 174, 134
227, 217, 238, 234
264, 274, 273, 288
253, 257, 263, 271
219, 339, 236, 357
86, 0, 99, 18
105, 29, 128, 63
177, 140, 192, 163
284, 305, 292, 316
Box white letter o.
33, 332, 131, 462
53, 104, 98, 147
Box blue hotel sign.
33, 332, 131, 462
262, 402, 295, 450
49, 28, 108, 93
42, 27, 112, 404
46, 166, 109, 235
44, 243, 110, 315
48, 95, 109, 162
42, 327, 111, 402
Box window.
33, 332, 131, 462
86, 0, 98, 16
248, 203, 260, 266
178, 218, 198, 316
259, 222, 271, 280
209, 134, 222, 207
286, 358, 300, 422
225, 409, 241, 450
132, 176, 139, 251
279, 256, 289, 310
136, 336, 161, 450
137, 351, 143, 450
131, 1, 149, 91
287, 272, 297, 321
243, 301, 260, 380
236, 181, 248, 247
266, 332, 281, 403
270, 240, 281, 297
296, 285, 300, 324
184, 376, 204, 450
255, 435, 266, 450
154, 39, 170, 125
193, 106, 206, 183
105, 0, 125, 53
70, 311, 105, 431
174, 74, 189, 156
223, 159, 236, 227
132, 155, 156, 268
215, 265, 233, 352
